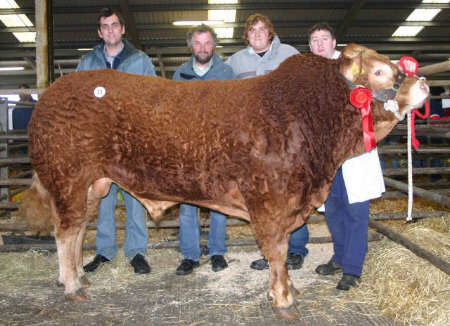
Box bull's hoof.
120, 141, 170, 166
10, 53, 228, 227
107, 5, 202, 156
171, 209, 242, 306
273, 304, 299, 320
65, 289, 88, 302
80, 275, 91, 289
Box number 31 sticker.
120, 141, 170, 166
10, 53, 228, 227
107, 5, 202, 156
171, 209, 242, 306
94, 86, 106, 98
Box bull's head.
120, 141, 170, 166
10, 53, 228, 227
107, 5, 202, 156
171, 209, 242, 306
339, 43, 429, 120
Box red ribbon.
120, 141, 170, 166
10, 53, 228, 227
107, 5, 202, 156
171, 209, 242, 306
399, 56, 428, 150
350, 87, 376, 151
411, 100, 430, 150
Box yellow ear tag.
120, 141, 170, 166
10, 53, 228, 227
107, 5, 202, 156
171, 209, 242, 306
351, 62, 360, 76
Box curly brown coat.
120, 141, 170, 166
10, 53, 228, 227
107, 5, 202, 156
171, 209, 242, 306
23, 44, 429, 319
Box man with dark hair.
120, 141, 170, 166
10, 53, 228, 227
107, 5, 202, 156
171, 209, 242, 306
173, 24, 234, 275
308, 22, 385, 290
78, 7, 156, 274
227, 13, 309, 271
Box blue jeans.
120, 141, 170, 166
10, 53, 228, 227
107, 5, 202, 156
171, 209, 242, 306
325, 168, 369, 277
96, 183, 148, 260
288, 224, 309, 257
179, 203, 227, 261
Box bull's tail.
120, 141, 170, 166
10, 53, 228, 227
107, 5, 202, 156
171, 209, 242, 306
18, 173, 55, 234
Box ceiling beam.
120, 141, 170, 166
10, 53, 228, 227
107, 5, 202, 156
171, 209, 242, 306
119, 0, 142, 50
337, 0, 368, 40
1, 2, 449, 14
3, 20, 449, 33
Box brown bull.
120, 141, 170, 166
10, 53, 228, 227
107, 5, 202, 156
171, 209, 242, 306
23, 44, 429, 319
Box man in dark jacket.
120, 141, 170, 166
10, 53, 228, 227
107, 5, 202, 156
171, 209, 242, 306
173, 24, 234, 275
78, 7, 155, 275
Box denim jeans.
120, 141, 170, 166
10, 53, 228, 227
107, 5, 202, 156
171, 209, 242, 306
179, 203, 227, 261
96, 183, 148, 260
288, 224, 309, 257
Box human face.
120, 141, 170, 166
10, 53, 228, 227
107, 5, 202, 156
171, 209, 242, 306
191, 31, 215, 65
247, 21, 271, 53
309, 29, 336, 59
97, 14, 125, 48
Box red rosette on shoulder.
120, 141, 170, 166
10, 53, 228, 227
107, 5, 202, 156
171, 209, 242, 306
350, 87, 376, 151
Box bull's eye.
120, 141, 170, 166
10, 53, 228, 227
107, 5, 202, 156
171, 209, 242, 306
374, 70, 382, 76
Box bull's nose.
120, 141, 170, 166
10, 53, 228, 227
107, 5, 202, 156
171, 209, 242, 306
420, 80, 429, 93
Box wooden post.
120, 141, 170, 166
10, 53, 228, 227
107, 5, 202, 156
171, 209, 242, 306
35, 0, 51, 89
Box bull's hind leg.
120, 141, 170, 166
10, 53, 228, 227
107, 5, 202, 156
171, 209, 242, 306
253, 219, 299, 320
55, 223, 87, 301
74, 220, 90, 289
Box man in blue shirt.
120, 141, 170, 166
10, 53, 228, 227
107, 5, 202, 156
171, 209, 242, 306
173, 24, 234, 275
79, 7, 156, 274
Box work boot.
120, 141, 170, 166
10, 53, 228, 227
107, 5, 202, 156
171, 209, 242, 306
286, 253, 304, 270
250, 257, 269, 270
83, 254, 110, 273
130, 254, 151, 274
176, 259, 199, 275
250, 254, 305, 271
211, 255, 228, 272
336, 273, 360, 291
315, 259, 342, 275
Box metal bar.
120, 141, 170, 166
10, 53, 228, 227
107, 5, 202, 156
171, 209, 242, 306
383, 167, 450, 176
379, 147, 450, 154
384, 177, 450, 207
419, 60, 450, 76
0, 134, 28, 140
1, 211, 446, 231
0, 232, 383, 253
0, 157, 30, 164
369, 220, 450, 275
0, 178, 32, 186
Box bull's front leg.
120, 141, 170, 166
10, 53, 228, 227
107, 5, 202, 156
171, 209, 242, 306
253, 220, 299, 320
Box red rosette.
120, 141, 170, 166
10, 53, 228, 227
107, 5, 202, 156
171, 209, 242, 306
350, 87, 376, 151
350, 87, 373, 109
399, 56, 418, 76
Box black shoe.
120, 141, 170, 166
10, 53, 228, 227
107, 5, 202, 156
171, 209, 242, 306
315, 259, 342, 275
176, 259, 199, 275
336, 273, 360, 291
250, 254, 304, 271
130, 254, 151, 274
286, 253, 304, 270
83, 254, 110, 273
211, 255, 228, 272
250, 257, 269, 270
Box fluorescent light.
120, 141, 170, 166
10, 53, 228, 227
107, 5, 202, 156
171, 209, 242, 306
208, 0, 238, 3
0, 0, 19, 9
406, 9, 441, 21
209, 10, 236, 23
392, 26, 425, 37
214, 27, 234, 38
13, 32, 35, 42
0, 66, 24, 71
391, 0, 447, 37
77, 48, 93, 51
173, 20, 224, 26
207, 1, 237, 39
0, 1, 36, 43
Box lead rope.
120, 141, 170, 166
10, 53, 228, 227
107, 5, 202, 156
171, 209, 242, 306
407, 111, 413, 221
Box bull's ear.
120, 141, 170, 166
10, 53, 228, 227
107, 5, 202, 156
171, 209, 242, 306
339, 53, 363, 82
341, 43, 368, 59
